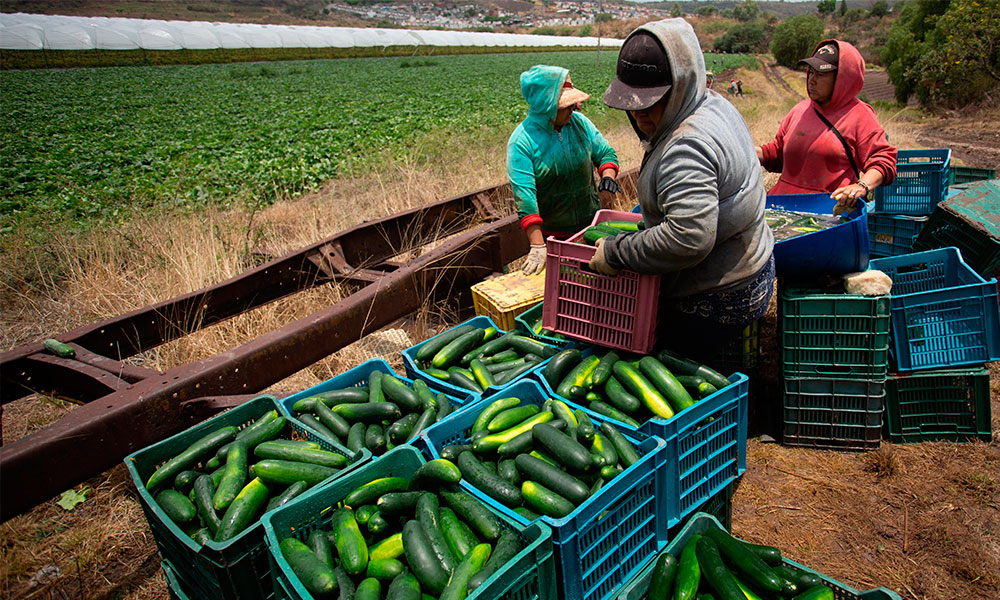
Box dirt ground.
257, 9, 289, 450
2, 61, 999, 600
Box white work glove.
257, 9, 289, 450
522, 244, 546, 275
589, 237, 618, 276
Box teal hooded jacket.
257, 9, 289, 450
506, 65, 619, 235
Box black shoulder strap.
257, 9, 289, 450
813, 107, 860, 179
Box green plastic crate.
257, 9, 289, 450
514, 301, 577, 349
163, 560, 193, 600
950, 165, 996, 185
263, 445, 557, 600
667, 477, 735, 540
124, 395, 370, 600
779, 288, 891, 380
886, 367, 992, 443
612, 513, 901, 600
782, 377, 885, 452
713, 319, 761, 373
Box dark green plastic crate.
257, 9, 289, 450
611, 513, 901, 600
886, 367, 992, 443
714, 319, 761, 373
124, 395, 369, 600
163, 560, 194, 600
779, 288, 891, 379
782, 377, 885, 452
262, 445, 557, 600
950, 165, 996, 185
667, 477, 735, 540
914, 206, 1000, 279
514, 301, 577, 349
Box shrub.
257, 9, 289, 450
713, 23, 769, 54
770, 14, 825, 68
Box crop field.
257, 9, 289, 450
0, 50, 754, 238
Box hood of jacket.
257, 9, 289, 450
520, 65, 568, 127
624, 18, 707, 147
813, 39, 865, 113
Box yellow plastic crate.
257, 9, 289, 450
471, 271, 545, 331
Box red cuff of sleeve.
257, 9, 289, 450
598, 162, 619, 176
520, 214, 543, 232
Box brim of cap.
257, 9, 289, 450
603, 77, 672, 111
799, 57, 837, 71
558, 87, 590, 108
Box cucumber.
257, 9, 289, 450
366, 558, 404, 581
472, 397, 521, 435
514, 506, 541, 521
331, 507, 369, 576
549, 400, 578, 440
189, 527, 212, 545
587, 400, 642, 427
461, 332, 513, 364
514, 453, 590, 504
482, 348, 520, 364
773, 565, 823, 591
474, 411, 554, 453
402, 519, 449, 596
412, 378, 437, 411
522, 480, 575, 518
602, 219, 640, 231
741, 540, 783, 565
43, 338, 75, 358
674, 534, 701, 600
584, 226, 616, 244
604, 376, 643, 414
448, 369, 484, 393
698, 382, 719, 398
425, 367, 451, 380
487, 405, 540, 432
156, 489, 197, 525
191, 475, 221, 536
531, 422, 594, 472
440, 488, 502, 541
507, 335, 558, 359
791, 586, 834, 600
648, 552, 679, 600
279, 537, 338, 597
365, 424, 387, 454
613, 361, 674, 419
213, 441, 248, 512
377, 491, 425, 519
356, 578, 381, 600
467, 529, 522, 590
704, 528, 782, 594
254, 441, 348, 468
695, 535, 745, 600
173, 469, 199, 494
556, 355, 600, 398
355, 504, 378, 525
493, 361, 537, 385
265, 480, 308, 512
639, 356, 696, 414
418, 324, 476, 361
458, 451, 523, 507
415, 492, 458, 572
407, 407, 438, 441
369, 370, 385, 403
676, 374, 707, 391
369, 532, 404, 560
308, 528, 336, 569
299, 414, 340, 444
497, 458, 521, 487
433, 328, 488, 369
252, 460, 338, 486
366, 511, 389, 535
215, 477, 269, 542
315, 387, 371, 406
575, 410, 597, 445
409, 458, 462, 490
381, 376, 422, 412
600, 422, 640, 467
145, 426, 237, 491
388, 413, 421, 445
439, 543, 491, 600
333, 402, 402, 423
314, 401, 352, 440
347, 421, 366, 453
591, 351, 620, 387
440, 444, 473, 463
438, 505, 478, 560
469, 358, 498, 389
543, 348, 582, 387
436, 393, 452, 420
386, 570, 422, 600
333, 566, 355, 600
657, 349, 731, 390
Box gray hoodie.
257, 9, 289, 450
603, 19, 773, 298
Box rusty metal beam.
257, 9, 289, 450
0, 183, 514, 405
0, 214, 525, 521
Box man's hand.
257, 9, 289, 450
598, 176, 621, 195
589, 237, 618, 276
522, 244, 546, 275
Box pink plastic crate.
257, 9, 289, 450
542, 210, 661, 354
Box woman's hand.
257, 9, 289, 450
831, 182, 869, 211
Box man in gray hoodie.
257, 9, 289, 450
591, 18, 774, 363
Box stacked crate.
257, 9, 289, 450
912, 178, 1000, 280
778, 288, 891, 451
868, 148, 951, 257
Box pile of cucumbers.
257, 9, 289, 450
581, 219, 643, 246
435, 395, 642, 519
287, 368, 456, 457
412, 323, 559, 394
543, 347, 733, 428
278, 457, 529, 600
145, 409, 352, 544
643, 526, 835, 600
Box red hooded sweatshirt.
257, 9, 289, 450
760, 39, 897, 195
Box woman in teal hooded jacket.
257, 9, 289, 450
507, 65, 621, 274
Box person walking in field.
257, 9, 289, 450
507, 65, 621, 275
756, 40, 897, 210
736, 79, 744, 97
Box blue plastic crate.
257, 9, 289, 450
124, 395, 369, 600
403, 316, 558, 398
263, 445, 557, 600
612, 513, 902, 600
871, 247, 1000, 371
420, 379, 669, 600
537, 370, 748, 529
767, 194, 869, 277
874, 148, 951, 216
868, 213, 927, 257
278, 358, 476, 455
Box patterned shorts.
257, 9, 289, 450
672, 254, 776, 326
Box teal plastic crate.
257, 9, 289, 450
262, 445, 557, 600
874, 148, 951, 216
868, 213, 927, 257
420, 379, 669, 600
782, 376, 885, 452
403, 315, 558, 398
612, 513, 902, 600
886, 367, 992, 443
871, 247, 1000, 371
514, 301, 577, 349
779, 288, 891, 380
124, 395, 369, 600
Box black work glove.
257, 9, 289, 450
598, 176, 621, 195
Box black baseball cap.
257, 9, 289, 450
604, 31, 672, 111
799, 42, 838, 72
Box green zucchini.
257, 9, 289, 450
145, 426, 237, 491
703, 528, 782, 594
674, 534, 701, 600
156, 489, 197, 525
433, 328, 488, 369
402, 519, 449, 596
409, 458, 462, 489
191, 475, 221, 536
657, 349, 731, 390
648, 552, 679, 600
381, 376, 422, 412
417, 324, 475, 361
639, 356, 695, 414
386, 570, 422, 600
695, 535, 744, 600
213, 441, 249, 512
522, 480, 575, 518
514, 453, 590, 504
458, 451, 523, 507
438, 505, 478, 560
439, 543, 491, 600
279, 537, 338, 597
215, 477, 269, 542
531, 422, 594, 472
613, 361, 674, 419
468, 529, 522, 590
440, 488, 502, 541
252, 459, 337, 486
254, 441, 348, 468
543, 348, 582, 387
600, 422, 640, 467
366, 558, 404, 581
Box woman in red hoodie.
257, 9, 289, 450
756, 40, 897, 210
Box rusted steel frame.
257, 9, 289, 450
67, 343, 159, 382
178, 394, 262, 421
0, 215, 525, 522
0, 183, 514, 406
